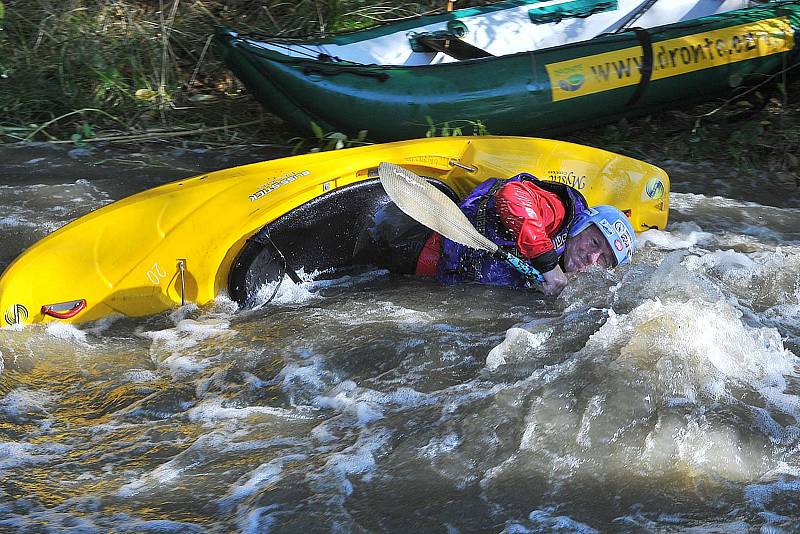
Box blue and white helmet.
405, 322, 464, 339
568, 205, 636, 266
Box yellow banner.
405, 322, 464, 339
545, 17, 795, 102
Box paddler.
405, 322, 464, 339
417, 172, 636, 297
362, 172, 636, 297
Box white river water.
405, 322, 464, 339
0, 143, 799, 532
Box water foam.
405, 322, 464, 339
187, 397, 308, 423
221, 453, 308, 505
313, 381, 438, 427
586, 298, 798, 410
252, 275, 318, 307
280, 356, 340, 406
683, 247, 800, 309
248, 267, 339, 309
314, 389, 384, 426
317, 428, 391, 494
486, 326, 553, 370
638, 222, 713, 250
140, 317, 237, 377
45, 322, 88, 343
122, 369, 159, 383
0, 388, 56, 420
746, 469, 800, 513
117, 459, 184, 497
527, 507, 599, 533
0, 440, 68, 469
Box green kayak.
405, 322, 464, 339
215, 0, 799, 140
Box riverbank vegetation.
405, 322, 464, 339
0, 1, 458, 145
1, 0, 798, 173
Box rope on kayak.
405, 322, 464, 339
241, 37, 391, 79
177, 260, 186, 306
263, 266, 285, 305
302, 64, 390, 81
259, 231, 303, 306
244, 39, 391, 80
246, 38, 330, 61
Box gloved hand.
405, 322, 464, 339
541, 264, 567, 297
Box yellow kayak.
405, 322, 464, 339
0, 136, 669, 327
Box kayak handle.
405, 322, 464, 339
449, 159, 477, 173
41, 299, 87, 319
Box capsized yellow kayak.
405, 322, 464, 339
0, 136, 669, 326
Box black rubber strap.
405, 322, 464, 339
415, 35, 493, 60
249, 229, 303, 284
302, 65, 389, 82
626, 28, 654, 107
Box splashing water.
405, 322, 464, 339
1, 145, 799, 532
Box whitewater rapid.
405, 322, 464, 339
0, 145, 798, 532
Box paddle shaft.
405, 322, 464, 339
495, 250, 544, 283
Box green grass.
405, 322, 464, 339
1, 0, 798, 175
0, 0, 462, 144
563, 79, 800, 175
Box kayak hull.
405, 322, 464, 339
216, 3, 799, 140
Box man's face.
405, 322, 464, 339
563, 224, 615, 272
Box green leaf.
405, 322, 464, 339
310, 121, 324, 139
79, 122, 95, 139
291, 140, 306, 155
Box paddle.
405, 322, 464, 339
377, 162, 544, 284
